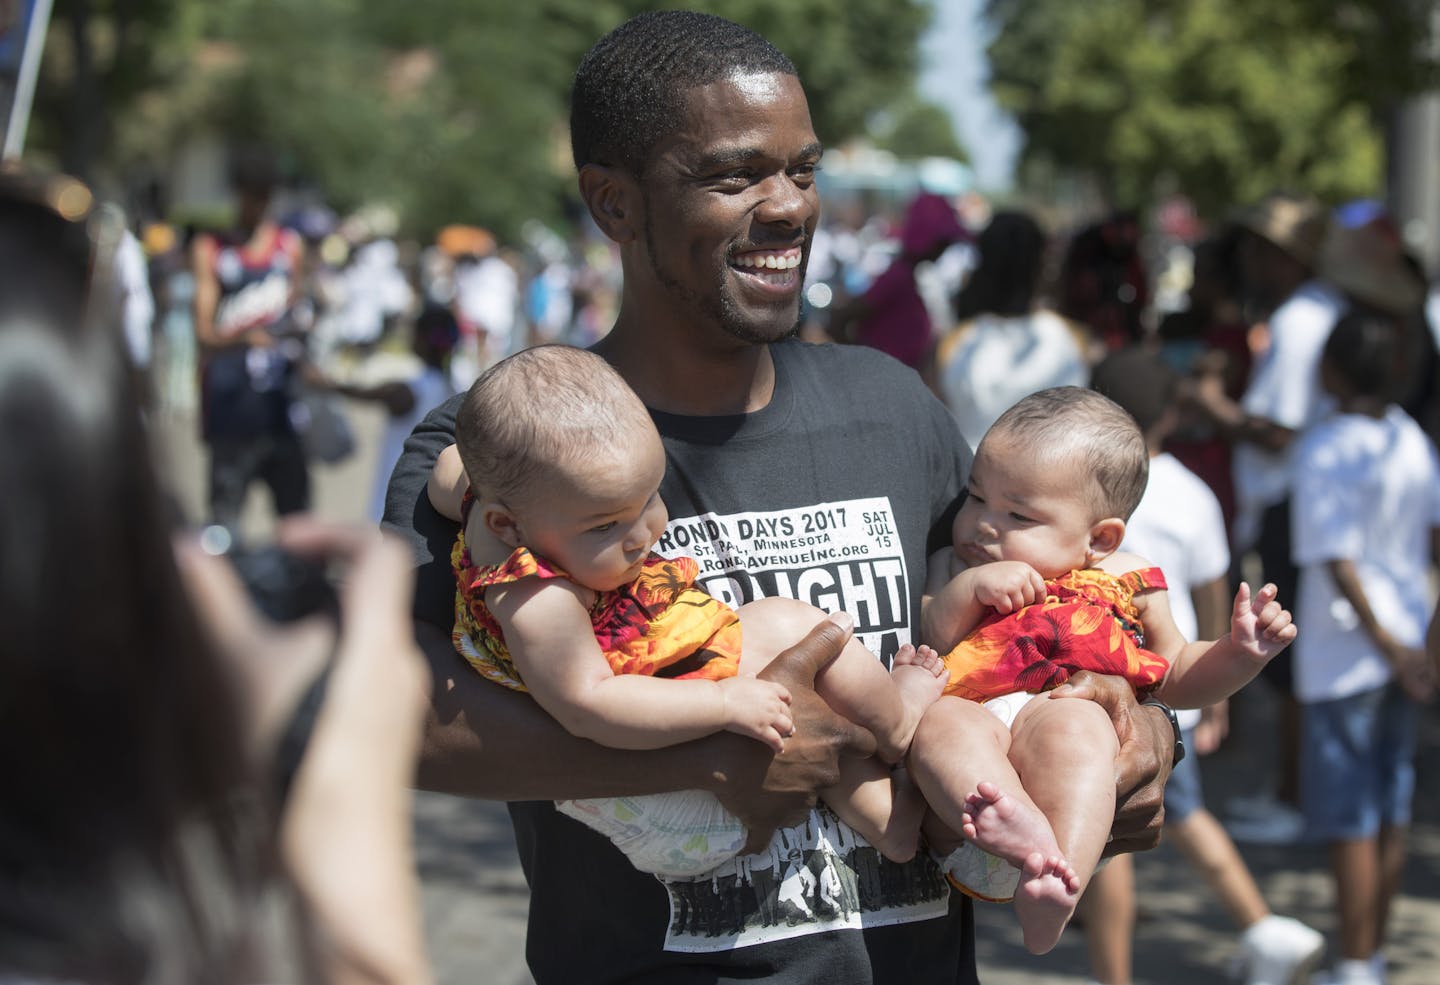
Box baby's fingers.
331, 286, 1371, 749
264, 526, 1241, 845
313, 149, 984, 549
1248, 582, 1281, 615
757, 721, 789, 753
1231, 581, 1254, 620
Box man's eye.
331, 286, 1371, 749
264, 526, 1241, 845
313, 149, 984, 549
1009, 513, 1033, 524
590, 521, 617, 534
789, 163, 818, 182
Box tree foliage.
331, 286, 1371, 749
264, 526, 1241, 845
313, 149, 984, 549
23, 0, 949, 239
986, 0, 1438, 214
28, 0, 201, 180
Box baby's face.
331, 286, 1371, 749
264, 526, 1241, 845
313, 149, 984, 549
951, 433, 1100, 580
513, 427, 669, 592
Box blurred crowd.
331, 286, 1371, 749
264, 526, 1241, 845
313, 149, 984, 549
72, 135, 1440, 985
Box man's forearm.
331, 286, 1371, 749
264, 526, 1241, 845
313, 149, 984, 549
413, 622, 729, 801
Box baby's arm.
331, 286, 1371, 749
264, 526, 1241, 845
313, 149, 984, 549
491, 576, 796, 751
1147, 580, 1296, 709
921, 550, 1047, 652
427, 444, 467, 521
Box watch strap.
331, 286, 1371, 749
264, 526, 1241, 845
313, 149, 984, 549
1141, 697, 1186, 767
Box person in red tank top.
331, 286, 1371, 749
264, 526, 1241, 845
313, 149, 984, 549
190, 145, 310, 534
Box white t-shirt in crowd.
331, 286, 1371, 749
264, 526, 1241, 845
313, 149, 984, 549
1290, 406, 1440, 703
1121, 452, 1232, 727
1232, 279, 1344, 547
369, 366, 454, 522
935, 309, 1089, 451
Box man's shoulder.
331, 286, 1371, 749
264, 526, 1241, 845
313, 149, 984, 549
775, 339, 936, 398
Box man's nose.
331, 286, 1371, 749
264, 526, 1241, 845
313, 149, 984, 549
755, 173, 815, 229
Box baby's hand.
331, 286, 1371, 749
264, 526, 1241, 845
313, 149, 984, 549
1230, 582, 1297, 661
969, 561, 1047, 614
718, 675, 794, 753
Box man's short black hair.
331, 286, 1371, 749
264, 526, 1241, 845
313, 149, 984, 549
570, 11, 797, 176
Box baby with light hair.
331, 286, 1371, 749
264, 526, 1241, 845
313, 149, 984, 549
910, 386, 1297, 954
427, 344, 949, 877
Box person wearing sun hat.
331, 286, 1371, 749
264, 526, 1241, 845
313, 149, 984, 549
1188, 192, 1346, 844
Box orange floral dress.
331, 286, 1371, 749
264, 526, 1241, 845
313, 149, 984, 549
941, 567, 1171, 702
451, 535, 743, 693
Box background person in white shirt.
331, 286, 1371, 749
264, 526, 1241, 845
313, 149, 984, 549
1290, 309, 1440, 985
1085, 347, 1325, 985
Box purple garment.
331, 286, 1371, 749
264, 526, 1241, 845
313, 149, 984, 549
856, 192, 965, 368
857, 260, 931, 367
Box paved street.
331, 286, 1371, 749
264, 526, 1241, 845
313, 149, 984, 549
152, 387, 1440, 985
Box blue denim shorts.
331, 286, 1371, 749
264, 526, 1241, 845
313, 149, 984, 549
1299, 683, 1418, 841
1161, 726, 1204, 823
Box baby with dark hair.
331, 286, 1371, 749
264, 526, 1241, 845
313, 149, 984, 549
427, 344, 949, 876
910, 386, 1297, 954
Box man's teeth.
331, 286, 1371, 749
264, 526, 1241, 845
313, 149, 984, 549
734, 253, 801, 270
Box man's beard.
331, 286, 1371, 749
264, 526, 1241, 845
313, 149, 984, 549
642, 214, 803, 345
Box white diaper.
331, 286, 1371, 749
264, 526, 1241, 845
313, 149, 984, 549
981, 689, 1038, 728
556, 789, 747, 878
936, 841, 1021, 902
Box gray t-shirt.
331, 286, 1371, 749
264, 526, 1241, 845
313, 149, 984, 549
386, 340, 975, 985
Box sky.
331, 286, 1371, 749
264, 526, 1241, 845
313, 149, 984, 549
918, 0, 1022, 192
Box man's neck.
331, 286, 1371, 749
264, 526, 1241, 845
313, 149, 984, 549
595, 322, 778, 417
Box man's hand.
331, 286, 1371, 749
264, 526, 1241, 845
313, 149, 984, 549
711, 613, 877, 853
1051, 670, 1172, 855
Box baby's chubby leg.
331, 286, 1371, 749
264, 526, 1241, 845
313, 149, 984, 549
997, 691, 1120, 953
907, 694, 1043, 854
735, 598, 947, 763
822, 757, 928, 863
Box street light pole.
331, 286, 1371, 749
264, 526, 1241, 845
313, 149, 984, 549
1390, 0, 1440, 279
2, 0, 54, 161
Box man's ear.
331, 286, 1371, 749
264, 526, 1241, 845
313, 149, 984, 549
483, 503, 526, 549
1087, 517, 1126, 564
578, 164, 639, 244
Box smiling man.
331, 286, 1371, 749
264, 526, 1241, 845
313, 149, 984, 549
384, 11, 1175, 984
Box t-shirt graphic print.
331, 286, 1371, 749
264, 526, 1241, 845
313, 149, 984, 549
652, 499, 949, 950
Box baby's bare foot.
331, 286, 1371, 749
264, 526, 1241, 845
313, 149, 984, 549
959, 780, 1060, 869
881, 645, 950, 761
1012, 852, 1080, 954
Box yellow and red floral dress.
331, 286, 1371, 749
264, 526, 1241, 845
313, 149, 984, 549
450, 534, 743, 692
941, 566, 1171, 702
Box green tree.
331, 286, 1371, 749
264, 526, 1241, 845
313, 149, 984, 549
986, 0, 1437, 214
27, 0, 199, 182
204, 0, 940, 237
26, 0, 940, 236
872, 96, 969, 161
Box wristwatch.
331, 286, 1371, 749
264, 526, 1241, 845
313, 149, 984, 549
1141, 698, 1185, 767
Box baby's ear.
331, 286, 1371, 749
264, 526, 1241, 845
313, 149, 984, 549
1087, 517, 1126, 563
482, 503, 525, 549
